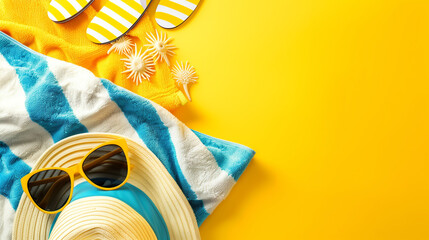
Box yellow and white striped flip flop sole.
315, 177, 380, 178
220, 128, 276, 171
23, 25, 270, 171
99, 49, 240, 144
86, 0, 152, 44
48, 0, 94, 23
155, 0, 200, 29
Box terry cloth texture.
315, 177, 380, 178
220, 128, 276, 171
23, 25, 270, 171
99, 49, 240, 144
0, 0, 188, 111
0, 32, 255, 239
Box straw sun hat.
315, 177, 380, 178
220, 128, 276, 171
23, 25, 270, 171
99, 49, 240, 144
13, 133, 200, 240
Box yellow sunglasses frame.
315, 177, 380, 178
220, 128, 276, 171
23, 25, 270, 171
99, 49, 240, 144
21, 138, 130, 214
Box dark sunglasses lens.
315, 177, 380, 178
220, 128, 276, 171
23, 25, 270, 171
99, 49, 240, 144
82, 144, 128, 188
27, 169, 71, 212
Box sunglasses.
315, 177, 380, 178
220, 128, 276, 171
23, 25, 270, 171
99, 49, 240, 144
21, 138, 130, 214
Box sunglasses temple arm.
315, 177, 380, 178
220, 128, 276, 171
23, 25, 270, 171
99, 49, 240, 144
81, 147, 123, 172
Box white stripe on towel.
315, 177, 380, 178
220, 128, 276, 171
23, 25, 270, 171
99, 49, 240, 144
0, 196, 15, 240
46, 58, 148, 148
0, 54, 54, 167
151, 101, 236, 213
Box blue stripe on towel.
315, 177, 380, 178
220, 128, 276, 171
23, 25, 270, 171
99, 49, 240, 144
190, 198, 209, 225
193, 130, 255, 181
0, 40, 88, 142
100, 79, 209, 225
0, 142, 31, 210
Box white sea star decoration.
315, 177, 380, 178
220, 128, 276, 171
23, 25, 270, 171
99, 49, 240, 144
172, 61, 198, 101
145, 30, 176, 66
122, 44, 156, 85
107, 35, 133, 55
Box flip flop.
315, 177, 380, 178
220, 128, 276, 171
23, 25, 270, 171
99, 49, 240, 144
48, 0, 94, 23
86, 0, 152, 44
155, 0, 200, 29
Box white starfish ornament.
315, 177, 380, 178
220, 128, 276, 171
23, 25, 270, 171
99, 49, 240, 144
172, 61, 198, 101
107, 35, 133, 55
145, 30, 176, 66
122, 44, 155, 85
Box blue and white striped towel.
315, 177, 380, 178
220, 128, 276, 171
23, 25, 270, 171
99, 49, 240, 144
0, 31, 254, 239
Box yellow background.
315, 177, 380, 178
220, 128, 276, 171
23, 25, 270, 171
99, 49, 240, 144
166, 0, 429, 239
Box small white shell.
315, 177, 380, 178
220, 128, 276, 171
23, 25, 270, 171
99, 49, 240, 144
172, 61, 198, 101
107, 35, 133, 55
145, 30, 176, 66
121, 44, 156, 85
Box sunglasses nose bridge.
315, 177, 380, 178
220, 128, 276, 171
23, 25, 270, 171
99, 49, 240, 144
70, 164, 82, 178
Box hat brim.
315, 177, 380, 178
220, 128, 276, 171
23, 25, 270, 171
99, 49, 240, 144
13, 133, 200, 239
